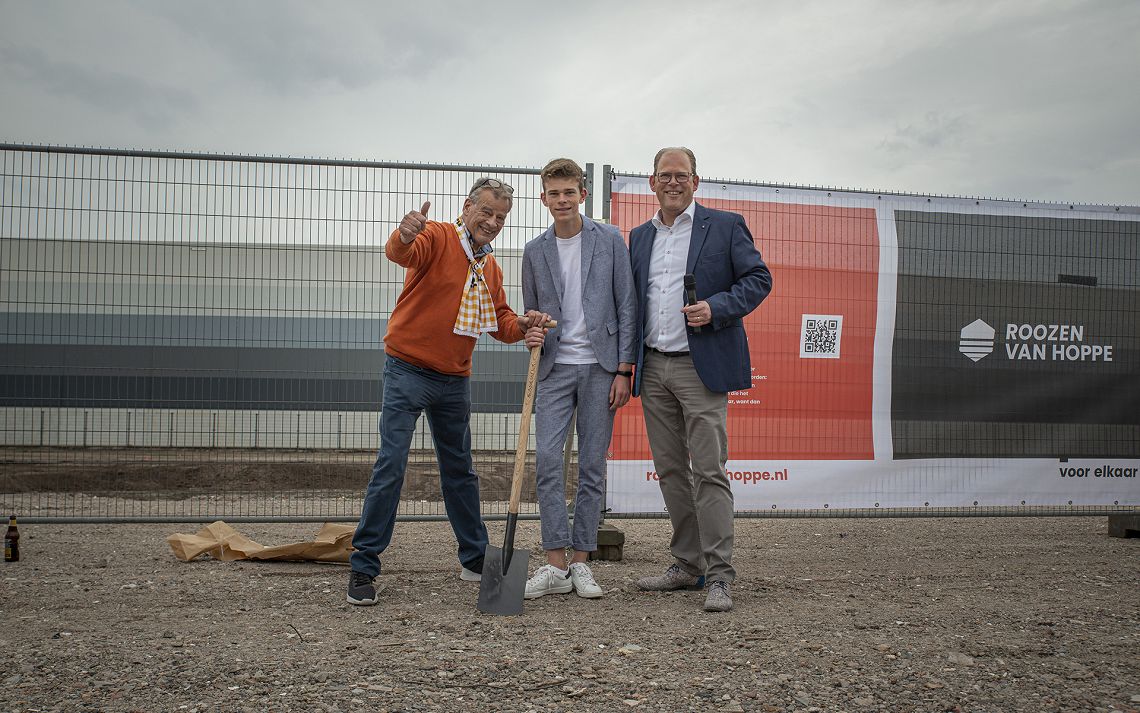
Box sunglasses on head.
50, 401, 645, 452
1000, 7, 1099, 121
470, 177, 515, 195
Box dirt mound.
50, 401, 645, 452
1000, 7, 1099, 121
2, 516, 1137, 712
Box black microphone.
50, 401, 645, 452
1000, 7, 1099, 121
683, 273, 701, 334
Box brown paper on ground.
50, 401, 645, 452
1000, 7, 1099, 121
166, 521, 354, 563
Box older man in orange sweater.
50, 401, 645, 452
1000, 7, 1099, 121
348, 177, 547, 606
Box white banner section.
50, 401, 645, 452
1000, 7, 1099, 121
608, 460, 1139, 513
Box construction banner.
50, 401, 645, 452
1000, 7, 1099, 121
606, 175, 1139, 512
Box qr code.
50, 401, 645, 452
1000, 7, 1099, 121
800, 314, 843, 359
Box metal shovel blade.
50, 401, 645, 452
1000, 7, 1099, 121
476, 544, 529, 616
476, 343, 545, 616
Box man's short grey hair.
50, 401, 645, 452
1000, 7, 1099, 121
467, 176, 515, 204
652, 147, 698, 176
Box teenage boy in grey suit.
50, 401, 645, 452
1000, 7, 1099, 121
520, 158, 637, 599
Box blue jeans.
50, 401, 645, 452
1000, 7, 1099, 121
350, 356, 488, 577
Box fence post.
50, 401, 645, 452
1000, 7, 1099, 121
83, 410, 88, 447
585, 164, 595, 218
602, 164, 612, 222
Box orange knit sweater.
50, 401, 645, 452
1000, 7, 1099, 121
383, 221, 524, 376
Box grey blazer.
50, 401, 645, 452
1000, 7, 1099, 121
521, 215, 638, 380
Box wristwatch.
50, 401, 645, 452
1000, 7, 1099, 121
616, 370, 633, 377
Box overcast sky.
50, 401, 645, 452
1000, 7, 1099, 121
2, 0, 1138, 206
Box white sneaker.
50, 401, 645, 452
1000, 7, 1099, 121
569, 562, 604, 599
459, 567, 481, 582
524, 564, 573, 599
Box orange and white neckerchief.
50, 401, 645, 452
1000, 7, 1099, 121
452, 218, 498, 337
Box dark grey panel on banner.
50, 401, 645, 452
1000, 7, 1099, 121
892, 210, 1140, 459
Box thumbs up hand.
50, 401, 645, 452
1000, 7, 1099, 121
398, 200, 432, 243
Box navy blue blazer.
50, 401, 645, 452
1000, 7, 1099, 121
630, 202, 772, 395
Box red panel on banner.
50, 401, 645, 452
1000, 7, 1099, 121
610, 192, 879, 460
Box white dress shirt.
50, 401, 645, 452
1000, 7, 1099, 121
644, 201, 696, 353
554, 233, 596, 364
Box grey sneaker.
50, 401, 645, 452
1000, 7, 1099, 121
346, 570, 381, 606
459, 567, 481, 582
636, 563, 706, 591
704, 580, 733, 612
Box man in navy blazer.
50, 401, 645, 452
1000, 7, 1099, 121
630, 147, 772, 612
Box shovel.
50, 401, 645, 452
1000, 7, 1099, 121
478, 324, 551, 615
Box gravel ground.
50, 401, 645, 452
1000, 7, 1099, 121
2, 515, 1138, 713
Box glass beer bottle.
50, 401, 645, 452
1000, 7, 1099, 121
4, 515, 18, 562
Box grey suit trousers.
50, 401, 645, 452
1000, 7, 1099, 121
640, 350, 735, 583
534, 362, 615, 551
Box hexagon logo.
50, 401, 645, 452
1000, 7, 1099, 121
959, 319, 995, 362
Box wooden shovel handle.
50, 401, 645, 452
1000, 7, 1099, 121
508, 321, 556, 514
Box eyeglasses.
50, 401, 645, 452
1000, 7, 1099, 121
470, 177, 515, 196
655, 172, 693, 184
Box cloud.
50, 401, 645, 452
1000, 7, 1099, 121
150, 3, 465, 95
1, 0, 1138, 204
880, 112, 971, 153
0, 42, 197, 130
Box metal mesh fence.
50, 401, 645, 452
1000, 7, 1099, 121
1, 144, 557, 521
2, 145, 1136, 523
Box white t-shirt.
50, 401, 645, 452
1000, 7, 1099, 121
554, 233, 596, 364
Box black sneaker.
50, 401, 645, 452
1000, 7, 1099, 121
347, 570, 380, 606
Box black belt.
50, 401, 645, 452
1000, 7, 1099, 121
650, 348, 690, 358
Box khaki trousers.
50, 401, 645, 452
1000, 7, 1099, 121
640, 350, 735, 583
